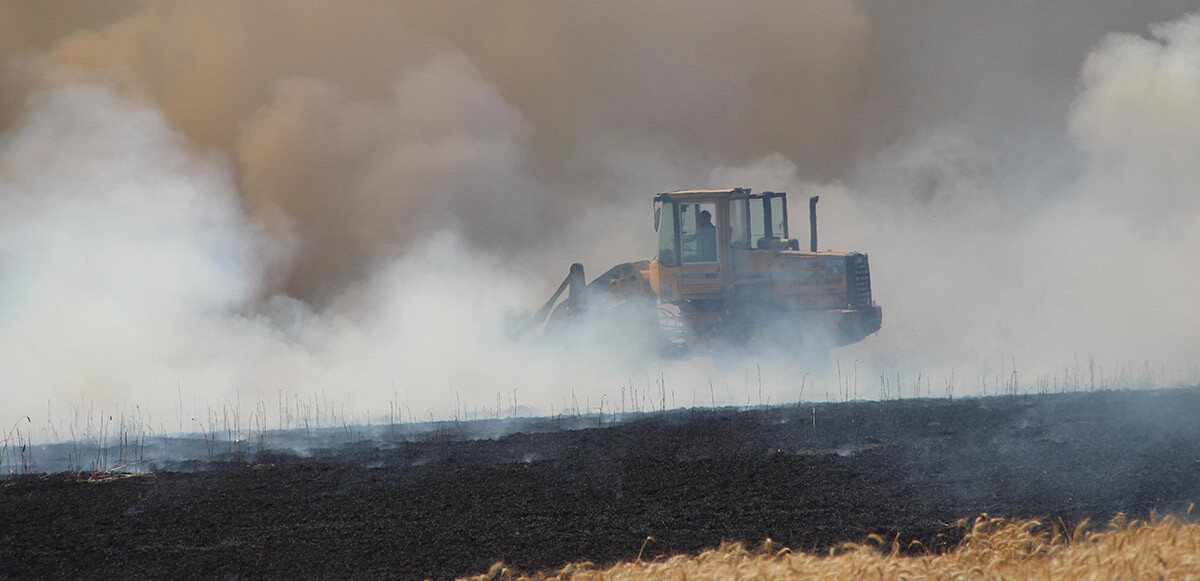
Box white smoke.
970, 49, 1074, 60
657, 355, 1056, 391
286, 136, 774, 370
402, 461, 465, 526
0, 86, 272, 421
728, 12, 1200, 394
0, 83, 707, 438
0, 83, 628, 435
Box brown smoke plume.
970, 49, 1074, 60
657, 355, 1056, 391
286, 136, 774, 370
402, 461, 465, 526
3, 0, 875, 300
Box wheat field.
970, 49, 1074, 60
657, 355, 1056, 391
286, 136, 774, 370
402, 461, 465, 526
470, 510, 1200, 580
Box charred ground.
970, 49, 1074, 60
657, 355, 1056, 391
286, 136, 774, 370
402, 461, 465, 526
3, 386, 1199, 579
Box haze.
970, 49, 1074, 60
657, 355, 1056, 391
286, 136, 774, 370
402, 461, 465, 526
1, 1, 1198, 436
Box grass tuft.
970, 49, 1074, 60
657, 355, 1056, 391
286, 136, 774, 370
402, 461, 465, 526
467, 513, 1200, 580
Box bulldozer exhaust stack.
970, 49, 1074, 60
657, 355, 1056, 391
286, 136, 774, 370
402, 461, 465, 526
809, 195, 819, 252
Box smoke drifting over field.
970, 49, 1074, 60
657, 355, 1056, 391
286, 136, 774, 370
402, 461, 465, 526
1, 1, 1198, 436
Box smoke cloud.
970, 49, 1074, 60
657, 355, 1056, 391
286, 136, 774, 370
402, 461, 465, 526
2, 2, 1199, 437
0, 85, 269, 418
236, 53, 544, 300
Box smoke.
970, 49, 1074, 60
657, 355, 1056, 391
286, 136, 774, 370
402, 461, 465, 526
0, 85, 270, 418
2, 2, 1199, 438
0, 82, 675, 433
814, 11, 1200, 387
1, 0, 873, 296
236, 53, 544, 300
709, 8, 1200, 390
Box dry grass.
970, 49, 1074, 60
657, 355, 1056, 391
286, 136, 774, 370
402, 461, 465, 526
468, 510, 1200, 580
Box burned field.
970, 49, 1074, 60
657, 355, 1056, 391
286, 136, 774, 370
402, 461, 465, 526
3, 387, 1199, 579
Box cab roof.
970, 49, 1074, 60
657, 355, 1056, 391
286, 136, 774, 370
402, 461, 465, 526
655, 188, 785, 201
667, 188, 747, 196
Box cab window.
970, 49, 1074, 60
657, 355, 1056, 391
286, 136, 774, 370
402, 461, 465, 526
680, 202, 717, 263
750, 198, 766, 247
731, 198, 751, 248
769, 195, 788, 238
657, 200, 679, 266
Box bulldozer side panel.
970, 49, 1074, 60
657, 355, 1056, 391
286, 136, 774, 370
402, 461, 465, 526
652, 261, 724, 300
729, 249, 849, 310
650, 261, 723, 300
678, 263, 722, 298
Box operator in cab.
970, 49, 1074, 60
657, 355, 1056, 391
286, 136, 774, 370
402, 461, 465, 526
698, 210, 717, 262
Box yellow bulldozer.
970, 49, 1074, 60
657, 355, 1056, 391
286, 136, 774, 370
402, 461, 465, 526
508, 188, 881, 358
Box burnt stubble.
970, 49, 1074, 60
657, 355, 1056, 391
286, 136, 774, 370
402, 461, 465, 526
3, 387, 1199, 579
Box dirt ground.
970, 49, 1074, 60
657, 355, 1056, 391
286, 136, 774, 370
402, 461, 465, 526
3, 386, 1199, 579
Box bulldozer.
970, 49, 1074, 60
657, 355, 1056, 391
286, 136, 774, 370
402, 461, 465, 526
508, 188, 881, 358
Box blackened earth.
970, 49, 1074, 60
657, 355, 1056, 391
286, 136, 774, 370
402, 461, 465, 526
3, 387, 1200, 579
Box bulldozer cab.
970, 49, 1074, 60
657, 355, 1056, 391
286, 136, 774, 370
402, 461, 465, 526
651, 188, 795, 300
